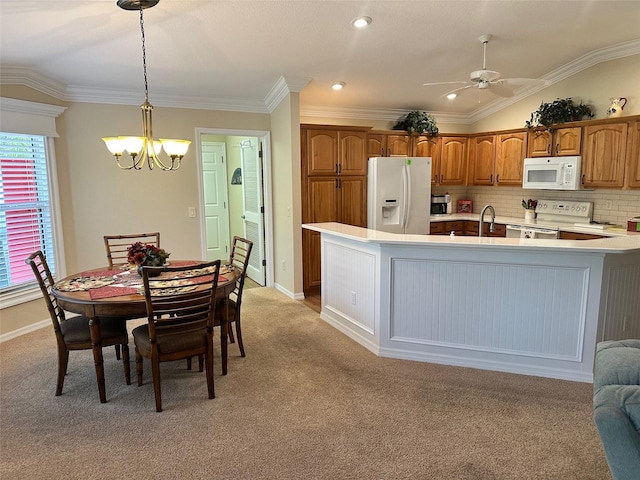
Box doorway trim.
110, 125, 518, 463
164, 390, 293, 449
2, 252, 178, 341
195, 127, 274, 288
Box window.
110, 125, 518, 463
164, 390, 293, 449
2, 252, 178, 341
0, 98, 66, 309
0, 133, 55, 291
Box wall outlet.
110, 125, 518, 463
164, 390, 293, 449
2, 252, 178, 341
281, 260, 286, 271
605, 200, 612, 210
188, 206, 196, 217
350, 291, 356, 305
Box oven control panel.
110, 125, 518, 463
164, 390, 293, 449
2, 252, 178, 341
535, 199, 593, 223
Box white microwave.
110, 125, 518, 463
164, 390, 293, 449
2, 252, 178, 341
522, 156, 582, 190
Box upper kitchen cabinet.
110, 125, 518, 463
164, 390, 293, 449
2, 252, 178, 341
437, 136, 467, 185
367, 131, 411, 158
305, 127, 368, 176
581, 123, 628, 189
495, 132, 527, 185
413, 135, 442, 184
527, 127, 582, 157
470, 131, 527, 186
625, 120, 640, 189
469, 135, 496, 185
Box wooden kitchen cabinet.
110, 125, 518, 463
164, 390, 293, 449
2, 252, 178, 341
470, 132, 527, 186
413, 135, 443, 184
367, 131, 411, 157
306, 128, 367, 175
438, 136, 467, 185
581, 123, 628, 189
559, 231, 605, 240
470, 135, 496, 185
495, 132, 527, 185
625, 120, 640, 188
464, 221, 506, 237
302, 125, 369, 292
527, 127, 582, 157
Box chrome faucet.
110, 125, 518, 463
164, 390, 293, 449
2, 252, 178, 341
479, 205, 496, 238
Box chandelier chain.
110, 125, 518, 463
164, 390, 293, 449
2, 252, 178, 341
139, 6, 149, 102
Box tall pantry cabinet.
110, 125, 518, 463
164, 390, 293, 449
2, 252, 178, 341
301, 125, 369, 292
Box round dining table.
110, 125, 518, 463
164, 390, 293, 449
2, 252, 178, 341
52, 262, 239, 403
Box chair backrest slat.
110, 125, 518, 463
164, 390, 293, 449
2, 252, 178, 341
228, 236, 253, 307
104, 232, 161, 268
25, 250, 65, 329
141, 261, 221, 341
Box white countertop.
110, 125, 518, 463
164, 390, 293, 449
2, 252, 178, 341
303, 222, 640, 254
429, 213, 638, 238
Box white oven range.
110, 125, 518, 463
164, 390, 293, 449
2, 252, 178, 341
505, 199, 594, 239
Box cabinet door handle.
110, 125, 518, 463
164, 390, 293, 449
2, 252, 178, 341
547, 144, 551, 154
338, 163, 342, 174
338, 178, 342, 188
581, 174, 585, 185
387, 148, 391, 157
381, 148, 384, 156
335, 178, 339, 189
496, 174, 500, 184
555, 144, 559, 155
440, 174, 444, 183
490, 174, 494, 184
335, 163, 339, 174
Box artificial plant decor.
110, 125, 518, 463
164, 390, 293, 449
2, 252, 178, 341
394, 110, 439, 137
525, 97, 594, 131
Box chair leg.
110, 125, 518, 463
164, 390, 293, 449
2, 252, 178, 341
205, 345, 215, 400
135, 348, 144, 386
151, 356, 162, 412
186, 356, 193, 370
198, 354, 204, 372
56, 346, 69, 396
122, 344, 131, 385
114, 344, 121, 360
228, 325, 236, 344
235, 319, 246, 358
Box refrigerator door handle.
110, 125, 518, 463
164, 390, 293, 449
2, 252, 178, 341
401, 164, 410, 231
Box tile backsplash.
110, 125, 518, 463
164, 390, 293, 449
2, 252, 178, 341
432, 186, 640, 225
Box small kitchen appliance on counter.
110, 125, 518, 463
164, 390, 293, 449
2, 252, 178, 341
431, 193, 451, 215
506, 199, 593, 239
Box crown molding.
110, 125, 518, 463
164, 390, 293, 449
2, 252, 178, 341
0, 66, 67, 99
264, 76, 311, 113
299, 105, 470, 125
0, 97, 66, 117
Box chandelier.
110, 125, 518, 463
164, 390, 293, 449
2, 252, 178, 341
102, 0, 190, 171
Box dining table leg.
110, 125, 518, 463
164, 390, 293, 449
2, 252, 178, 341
86, 307, 107, 403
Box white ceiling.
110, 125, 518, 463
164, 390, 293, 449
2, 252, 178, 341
1, 0, 639, 120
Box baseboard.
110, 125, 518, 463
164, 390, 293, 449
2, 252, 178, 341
0, 318, 49, 343
273, 283, 305, 301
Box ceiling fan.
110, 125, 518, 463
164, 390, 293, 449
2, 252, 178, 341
423, 34, 545, 99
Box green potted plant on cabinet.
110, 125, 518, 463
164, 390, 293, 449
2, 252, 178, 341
525, 97, 594, 131
394, 110, 439, 137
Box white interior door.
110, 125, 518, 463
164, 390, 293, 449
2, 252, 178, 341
202, 142, 230, 261
240, 139, 266, 285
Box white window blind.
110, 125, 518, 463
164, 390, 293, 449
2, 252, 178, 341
0, 133, 55, 291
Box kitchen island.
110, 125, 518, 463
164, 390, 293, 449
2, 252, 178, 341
303, 222, 640, 382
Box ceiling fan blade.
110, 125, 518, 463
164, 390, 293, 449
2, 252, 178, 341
487, 83, 514, 98
423, 81, 471, 87
442, 84, 476, 97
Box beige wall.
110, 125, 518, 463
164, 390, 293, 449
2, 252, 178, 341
270, 93, 303, 296
298, 114, 471, 134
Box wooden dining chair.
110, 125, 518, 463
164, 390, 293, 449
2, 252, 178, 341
25, 251, 131, 397
103, 232, 160, 268
187, 236, 253, 375
133, 260, 221, 412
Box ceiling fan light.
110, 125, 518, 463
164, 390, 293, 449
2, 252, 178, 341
352, 16, 372, 28
446, 93, 457, 100
332, 82, 346, 90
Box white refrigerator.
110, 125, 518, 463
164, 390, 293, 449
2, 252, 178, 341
367, 157, 432, 234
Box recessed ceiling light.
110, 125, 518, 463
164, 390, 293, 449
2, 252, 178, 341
446, 93, 457, 100
352, 16, 372, 28
332, 82, 346, 91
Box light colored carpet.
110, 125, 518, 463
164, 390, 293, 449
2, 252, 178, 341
0, 287, 610, 479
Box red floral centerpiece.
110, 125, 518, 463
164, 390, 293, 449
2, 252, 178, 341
127, 242, 170, 276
